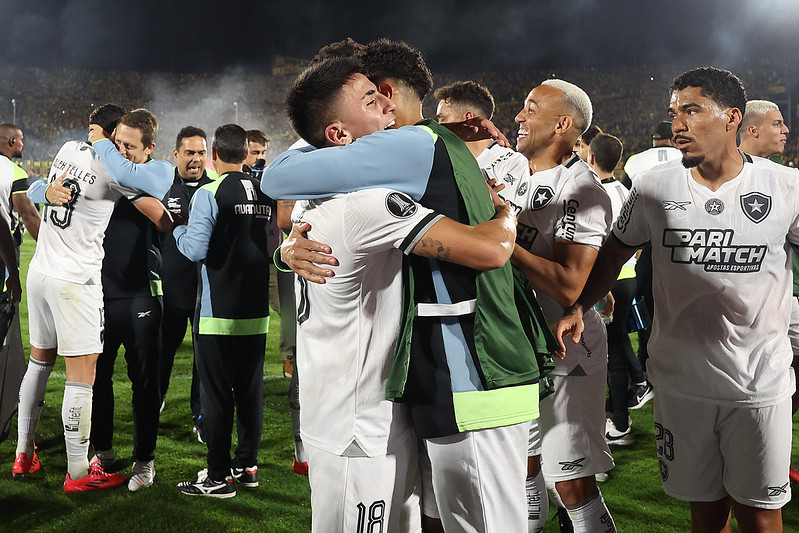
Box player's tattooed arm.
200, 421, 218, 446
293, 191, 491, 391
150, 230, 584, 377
276, 200, 295, 232
411, 203, 516, 271
413, 236, 452, 261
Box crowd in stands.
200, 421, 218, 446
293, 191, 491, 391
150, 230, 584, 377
0, 58, 797, 172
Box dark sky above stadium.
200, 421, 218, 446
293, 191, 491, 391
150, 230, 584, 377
3, 0, 799, 73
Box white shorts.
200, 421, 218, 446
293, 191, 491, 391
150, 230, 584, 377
539, 371, 615, 481
653, 391, 792, 509
27, 269, 104, 356
306, 434, 421, 533
789, 296, 799, 358
420, 421, 529, 533
528, 418, 542, 457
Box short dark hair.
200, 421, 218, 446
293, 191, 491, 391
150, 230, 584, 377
670, 67, 747, 118
589, 133, 623, 173
309, 38, 365, 66
175, 126, 206, 150
360, 38, 433, 101
434, 81, 495, 119
286, 56, 363, 148
89, 104, 127, 135
119, 108, 158, 146
212, 124, 247, 164
580, 124, 603, 147
245, 129, 269, 146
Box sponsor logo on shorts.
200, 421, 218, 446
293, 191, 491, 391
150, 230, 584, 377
558, 457, 585, 472
740, 192, 771, 224
385, 192, 417, 219
531, 186, 554, 210
658, 458, 669, 482
704, 198, 724, 215
768, 482, 789, 498
137, 311, 152, 319
503, 173, 517, 185
517, 181, 528, 196
662, 229, 766, 273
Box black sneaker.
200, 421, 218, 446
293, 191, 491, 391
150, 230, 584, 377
177, 468, 236, 498
231, 465, 259, 488
628, 381, 655, 410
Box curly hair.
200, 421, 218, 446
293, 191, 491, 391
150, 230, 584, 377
360, 38, 433, 101
434, 81, 495, 119
309, 38, 365, 66
670, 67, 747, 115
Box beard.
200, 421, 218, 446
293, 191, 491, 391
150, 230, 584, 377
681, 154, 705, 168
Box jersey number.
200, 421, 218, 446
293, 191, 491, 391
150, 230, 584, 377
356, 500, 385, 533
654, 422, 674, 461
297, 277, 310, 325
46, 178, 81, 229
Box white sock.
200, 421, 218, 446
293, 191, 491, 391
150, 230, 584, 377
62, 382, 93, 479
566, 490, 616, 533
526, 468, 548, 533
16, 358, 54, 456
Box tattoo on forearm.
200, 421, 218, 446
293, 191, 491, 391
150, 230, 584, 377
416, 237, 451, 260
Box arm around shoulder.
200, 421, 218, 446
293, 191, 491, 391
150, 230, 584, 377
411, 204, 516, 271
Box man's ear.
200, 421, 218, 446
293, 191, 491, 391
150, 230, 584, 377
555, 115, 574, 135
746, 124, 759, 138
728, 107, 743, 132
324, 122, 350, 146
377, 81, 394, 100
173, 148, 179, 161
144, 142, 155, 157
464, 111, 475, 121
588, 152, 596, 167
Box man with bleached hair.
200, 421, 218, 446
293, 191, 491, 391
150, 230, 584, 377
509, 79, 616, 532
739, 100, 789, 160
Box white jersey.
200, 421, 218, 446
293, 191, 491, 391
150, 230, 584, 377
504, 154, 613, 376
293, 188, 442, 457
624, 146, 682, 182
613, 157, 799, 406
601, 178, 636, 272
0, 156, 20, 225
29, 141, 138, 285
476, 141, 530, 191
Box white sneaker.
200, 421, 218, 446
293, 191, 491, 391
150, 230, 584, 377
128, 460, 156, 491
605, 418, 634, 446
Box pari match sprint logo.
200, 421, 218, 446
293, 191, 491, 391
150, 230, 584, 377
662, 228, 766, 272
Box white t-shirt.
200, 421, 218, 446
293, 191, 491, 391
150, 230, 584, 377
293, 188, 442, 457
624, 146, 682, 182
613, 157, 799, 406
504, 155, 613, 376
602, 178, 636, 271
0, 156, 22, 225
476, 142, 530, 192
29, 141, 138, 284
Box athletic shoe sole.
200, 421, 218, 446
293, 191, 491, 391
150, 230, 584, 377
605, 434, 635, 446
